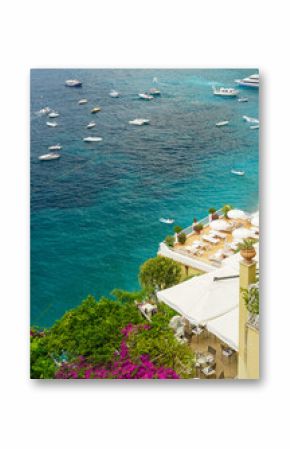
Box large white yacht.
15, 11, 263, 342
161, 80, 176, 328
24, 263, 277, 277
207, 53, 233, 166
235, 73, 259, 88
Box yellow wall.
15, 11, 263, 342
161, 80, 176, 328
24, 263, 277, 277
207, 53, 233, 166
238, 260, 259, 379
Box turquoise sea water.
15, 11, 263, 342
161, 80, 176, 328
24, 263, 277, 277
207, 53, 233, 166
31, 69, 259, 327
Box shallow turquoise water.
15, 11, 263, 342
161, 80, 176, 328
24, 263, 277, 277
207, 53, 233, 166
31, 69, 259, 327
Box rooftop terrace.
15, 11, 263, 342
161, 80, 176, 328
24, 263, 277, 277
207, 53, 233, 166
158, 209, 259, 272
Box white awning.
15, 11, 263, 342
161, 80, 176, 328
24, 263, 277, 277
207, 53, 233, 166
157, 252, 242, 326
207, 307, 239, 350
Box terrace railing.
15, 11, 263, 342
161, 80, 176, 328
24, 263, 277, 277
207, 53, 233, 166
181, 208, 223, 237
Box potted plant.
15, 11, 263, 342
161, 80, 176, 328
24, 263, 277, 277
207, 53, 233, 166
178, 232, 186, 244
222, 204, 233, 219
165, 235, 175, 247
193, 223, 204, 234
238, 238, 256, 262
208, 207, 219, 221
173, 225, 182, 234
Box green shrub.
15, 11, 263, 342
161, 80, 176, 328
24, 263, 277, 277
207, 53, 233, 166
173, 225, 183, 234
178, 232, 186, 244
222, 204, 232, 218
165, 235, 175, 247
208, 207, 216, 214
193, 223, 204, 232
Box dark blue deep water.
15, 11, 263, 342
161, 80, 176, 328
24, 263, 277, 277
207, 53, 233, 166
31, 69, 259, 326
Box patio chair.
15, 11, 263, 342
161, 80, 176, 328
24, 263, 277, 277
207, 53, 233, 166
202, 235, 219, 245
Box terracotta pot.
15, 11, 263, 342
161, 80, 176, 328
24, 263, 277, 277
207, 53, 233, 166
241, 247, 256, 262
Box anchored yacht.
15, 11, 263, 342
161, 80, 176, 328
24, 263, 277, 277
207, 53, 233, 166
65, 79, 82, 87
235, 73, 259, 88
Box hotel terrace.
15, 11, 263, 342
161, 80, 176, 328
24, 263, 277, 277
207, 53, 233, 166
156, 208, 260, 379
158, 208, 259, 273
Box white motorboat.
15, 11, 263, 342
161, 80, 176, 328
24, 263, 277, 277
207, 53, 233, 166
48, 112, 59, 118
129, 118, 150, 126
91, 107, 101, 113
65, 79, 82, 87
235, 73, 259, 88
250, 125, 259, 130
86, 121, 96, 129
212, 86, 239, 97
231, 169, 245, 176
46, 121, 58, 127
83, 137, 103, 142
238, 97, 248, 102
153, 77, 158, 83
138, 93, 154, 100
109, 90, 120, 98
160, 218, 175, 224
39, 153, 61, 161
38, 107, 51, 115
48, 144, 62, 150
148, 87, 161, 96
243, 115, 259, 124
78, 99, 88, 105
216, 120, 229, 127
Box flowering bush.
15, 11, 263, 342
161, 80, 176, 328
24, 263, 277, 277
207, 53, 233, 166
55, 323, 179, 379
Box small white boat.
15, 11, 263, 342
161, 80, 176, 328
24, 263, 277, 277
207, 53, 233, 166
91, 107, 101, 113
78, 99, 88, 105
38, 107, 51, 115
250, 125, 259, 130
231, 169, 245, 176
83, 137, 103, 142
148, 87, 161, 96
212, 86, 239, 97
129, 118, 150, 126
243, 115, 259, 124
138, 93, 154, 100
65, 79, 82, 87
48, 112, 59, 118
86, 121, 96, 129
216, 120, 229, 127
238, 97, 248, 102
48, 144, 62, 151
159, 218, 175, 224
39, 153, 61, 161
109, 90, 120, 98
46, 121, 58, 127
153, 77, 158, 83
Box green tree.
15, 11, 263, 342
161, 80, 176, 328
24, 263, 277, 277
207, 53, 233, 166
139, 256, 182, 293
46, 296, 143, 365
30, 335, 56, 379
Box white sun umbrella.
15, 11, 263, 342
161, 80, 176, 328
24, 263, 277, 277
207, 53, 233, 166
251, 212, 259, 227
232, 227, 252, 240
210, 219, 232, 231
227, 209, 248, 220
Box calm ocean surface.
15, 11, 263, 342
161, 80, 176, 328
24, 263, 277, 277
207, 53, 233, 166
31, 69, 259, 327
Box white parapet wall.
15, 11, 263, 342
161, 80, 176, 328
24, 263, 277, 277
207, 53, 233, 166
158, 242, 216, 273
